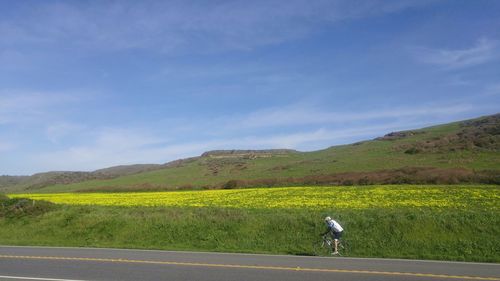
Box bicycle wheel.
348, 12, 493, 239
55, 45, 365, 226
338, 239, 348, 256
313, 239, 332, 256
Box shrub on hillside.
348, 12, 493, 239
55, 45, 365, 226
177, 184, 194, 190
213, 167, 497, 189
223, 180, 239, 189
404, 147, 421, 154
395, 114, 500, 154
475, 170, 500, 184
0, 193, 8, 201
0, 197, 55, 218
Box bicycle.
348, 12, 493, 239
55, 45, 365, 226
313, 234, 348, 256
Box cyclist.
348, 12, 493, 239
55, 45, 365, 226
321, 216, 344, 255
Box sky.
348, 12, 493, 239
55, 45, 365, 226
1, 0, 499, 175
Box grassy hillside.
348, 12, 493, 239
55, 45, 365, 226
0, 164, 165, 193
2, 185, 499, 262
3, 114, 499, 193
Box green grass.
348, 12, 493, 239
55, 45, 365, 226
1, 185, 499, 262
0, 205, 498, 262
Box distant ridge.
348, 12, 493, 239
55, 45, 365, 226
0, 175, 29, 188
1, 113, 499, 193
0, 150, 297, 192
94, 164, 162, 177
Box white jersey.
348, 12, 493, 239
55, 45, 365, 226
327, 219, 343, 232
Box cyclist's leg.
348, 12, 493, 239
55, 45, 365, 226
333, 231, 343, 254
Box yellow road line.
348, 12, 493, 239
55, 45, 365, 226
0, 255, 498, 280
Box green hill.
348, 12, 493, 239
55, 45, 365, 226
0, 164, 164, 193
3, 113, 499, 193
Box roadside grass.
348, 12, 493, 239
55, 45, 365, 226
2, 185, 499, 262
0, 205, 498, 262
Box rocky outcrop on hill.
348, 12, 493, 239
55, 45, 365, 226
376, 131, 425, 141
201, 149, 298, 158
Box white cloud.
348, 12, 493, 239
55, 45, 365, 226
413, 38, 500, 69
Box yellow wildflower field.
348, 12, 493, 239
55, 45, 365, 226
12, 185, 499, 210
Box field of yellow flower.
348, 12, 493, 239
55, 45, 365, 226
3, 184, 500, 262
12, 185, 499, 210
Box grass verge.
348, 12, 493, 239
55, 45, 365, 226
0, 203, 498, 262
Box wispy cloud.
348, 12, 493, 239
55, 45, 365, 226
153, 101, 487, 140
0, 140, 15, 152
29, 99, 488, 172
34, 128, 181, 171
31, 113, 442, 173
0, 90, 89, 125
28, 124, 392, 172
484, 83, 500, 97
0, 0, 431, 54
45, 122, 85, 143
0, 50, 31, 71
0, 92, 59, 124
224, 102, 478, 130
413, 38, 500, 69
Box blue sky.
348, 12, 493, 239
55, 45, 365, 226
1, 0, 499, 175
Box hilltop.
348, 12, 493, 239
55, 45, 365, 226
1, 113, 499, 193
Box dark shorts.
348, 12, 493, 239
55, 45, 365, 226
331, 231, 343, 240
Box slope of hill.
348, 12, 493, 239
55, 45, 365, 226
93, 164, 162, 177
0, 175, 29, 189
2, 114, 499, 193
0, 164, 165, 193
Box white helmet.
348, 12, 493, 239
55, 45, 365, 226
324, 216, 331, 222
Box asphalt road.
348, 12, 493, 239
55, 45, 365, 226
0, 246, 499, 281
